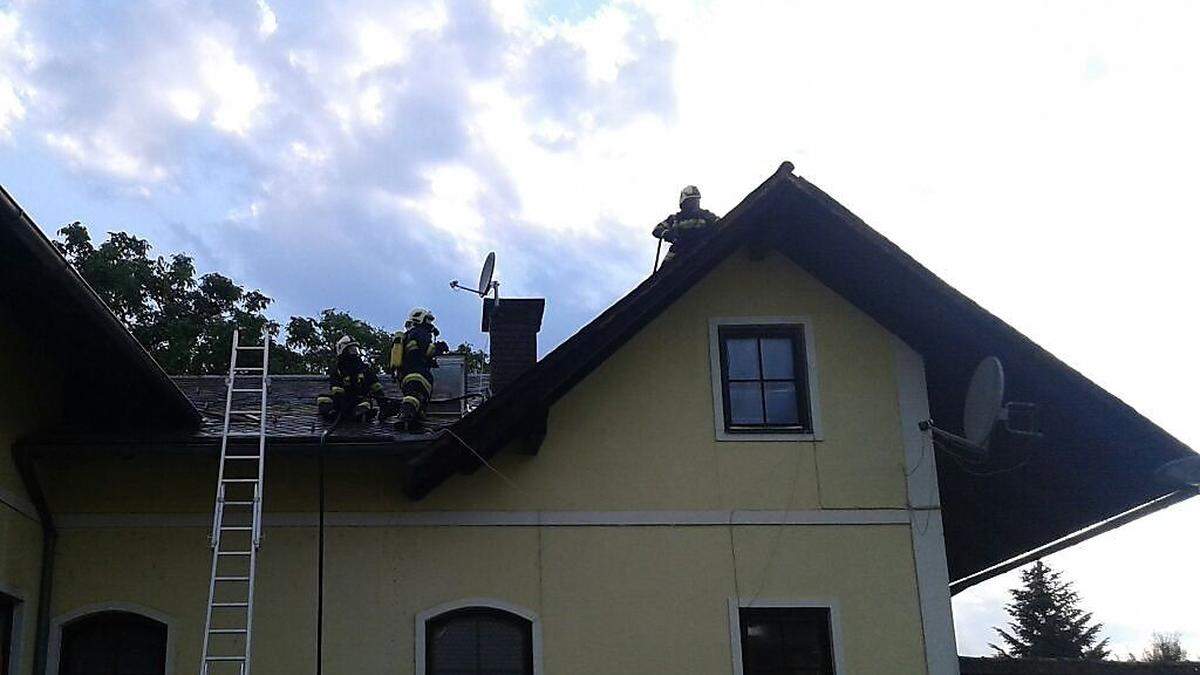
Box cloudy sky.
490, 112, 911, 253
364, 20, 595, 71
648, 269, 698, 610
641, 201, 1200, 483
2, 0, 1197, 659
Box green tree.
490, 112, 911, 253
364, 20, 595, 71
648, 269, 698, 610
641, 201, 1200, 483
1135, 632, 1188, 663
990, 561, 1110, 660
54, 222, 486, 377
278, 309, 394, 374
56, 222, 275, 374
453, 343, 489, 372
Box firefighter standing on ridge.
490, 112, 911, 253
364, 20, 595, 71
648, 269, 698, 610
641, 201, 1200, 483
316, 335, 392, 422
652, 185, 719, 267
389, 307, 449, 432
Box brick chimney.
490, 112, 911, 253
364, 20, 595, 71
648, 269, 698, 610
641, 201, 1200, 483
482, 297, 545, 395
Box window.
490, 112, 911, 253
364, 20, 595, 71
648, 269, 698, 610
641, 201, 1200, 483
425, 607, 533, 675
738, 607, 836, 675
1, 594, 14, 675
58, 611, 166, 675
713, 320, 817, 438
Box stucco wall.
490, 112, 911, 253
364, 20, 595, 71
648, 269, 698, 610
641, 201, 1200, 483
1, 306, 63, 675
29, 248, 935, 673
47, 522, 926, 674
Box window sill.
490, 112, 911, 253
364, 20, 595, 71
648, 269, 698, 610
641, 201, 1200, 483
715, 430, 823, 442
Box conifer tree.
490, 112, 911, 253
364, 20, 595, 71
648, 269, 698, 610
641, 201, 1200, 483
990, 561, 1110, 660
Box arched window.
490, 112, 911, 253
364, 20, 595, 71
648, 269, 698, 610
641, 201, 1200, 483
423, 606, 534, 675
58, 611, 167, 675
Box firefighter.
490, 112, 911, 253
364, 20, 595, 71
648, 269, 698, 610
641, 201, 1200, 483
652, 185, 719, 265
389, 307, 449, 432
316, 335, 391, 422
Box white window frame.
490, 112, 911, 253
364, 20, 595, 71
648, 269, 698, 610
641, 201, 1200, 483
415, 598, 543, 675
728, 598, 845, 675
709, 317, 823, 442
47, 602, 176, 675
0, 584, 24, 675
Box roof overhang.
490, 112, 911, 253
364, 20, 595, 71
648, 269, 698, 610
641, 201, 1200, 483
0, 186, 199, 431
410, 162, 1197, 585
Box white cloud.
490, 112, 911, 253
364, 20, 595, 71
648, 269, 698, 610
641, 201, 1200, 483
256, 0, 278, 37
197, 36, 269, 135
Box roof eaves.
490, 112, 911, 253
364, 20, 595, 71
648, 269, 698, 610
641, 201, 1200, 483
0, 185, 201, 427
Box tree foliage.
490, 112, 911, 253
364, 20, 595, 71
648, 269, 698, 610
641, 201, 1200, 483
990, 561, 1110, 660
55, 222, 488, 375
1135, 632, 1188, 663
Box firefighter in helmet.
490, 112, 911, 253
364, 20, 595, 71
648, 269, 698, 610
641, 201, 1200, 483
389, 307, 449, 431
316, 335, 391, 422
652, 185, 719, 265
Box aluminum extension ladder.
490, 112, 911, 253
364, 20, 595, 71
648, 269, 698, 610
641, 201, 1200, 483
200, 328, 271, 675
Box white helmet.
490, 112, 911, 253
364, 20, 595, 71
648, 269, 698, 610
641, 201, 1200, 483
406, 307, 436, 328
679, 185, 701, 208
335, 335, 359, 356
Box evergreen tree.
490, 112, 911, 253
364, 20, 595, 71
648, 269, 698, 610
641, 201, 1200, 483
990, 561, 1110, 660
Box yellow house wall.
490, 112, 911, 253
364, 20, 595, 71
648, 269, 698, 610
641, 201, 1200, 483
1, 307, 63, 675
48, 522, 925, 675
31, 248, 933, 673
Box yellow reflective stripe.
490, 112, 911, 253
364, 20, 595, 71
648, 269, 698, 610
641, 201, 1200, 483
401, 373, 432, 391
674, 218, 709, 229
370, 382, 383, 392
316, 396, 333, 404
406, 340, 419, 351
425, 344, 437, 357
331, 386, 345, 394
401, 396, 422, 407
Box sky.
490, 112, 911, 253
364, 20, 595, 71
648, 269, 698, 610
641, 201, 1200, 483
2, 0, 1198, 660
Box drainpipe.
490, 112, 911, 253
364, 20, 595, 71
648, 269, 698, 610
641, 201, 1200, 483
13, 444, 56, 675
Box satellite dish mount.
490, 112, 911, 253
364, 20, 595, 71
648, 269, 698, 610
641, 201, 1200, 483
919, 356, 1041, 462
450, 251, 500, 301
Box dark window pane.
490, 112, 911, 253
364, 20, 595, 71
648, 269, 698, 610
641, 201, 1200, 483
427, 608, 532, 675
764, 382, 800, 425
728, 382, 764, 425
59, 611, 167, 675
760, 337, 796, 380
739, 608, 834, 675
725, 338, 761, 379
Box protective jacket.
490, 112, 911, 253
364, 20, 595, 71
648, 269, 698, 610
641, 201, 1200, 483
389, 323, 447, 428
652, 207, 719, 262
317, 350, 387, 421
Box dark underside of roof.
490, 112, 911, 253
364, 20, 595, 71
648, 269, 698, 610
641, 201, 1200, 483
410, 163, 1197, 584
0, 186, 198, 431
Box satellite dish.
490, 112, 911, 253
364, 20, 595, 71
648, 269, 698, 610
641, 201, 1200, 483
450, 251, 499, 299
1156, 455, 1200, 488
919, 355, 1040, 462
964, 356, 1005, 447
478, 252, 496, 298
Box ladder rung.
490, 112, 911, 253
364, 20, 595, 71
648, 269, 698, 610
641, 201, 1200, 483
217, 550, 252, 556
212, 602, 249, 608
237, 345, 265, 350
215, 576, 250, 582
209, 628, 248, 634
223, 456, 261, 461
225, 432, 261, 438
220, 526, 253, 531
231, 388, 263, 393
229, 410, 262, 415
222, 501, 255, 506
222, 478, 259, 483
206, 656, 247, 661
234, 367, 264, 372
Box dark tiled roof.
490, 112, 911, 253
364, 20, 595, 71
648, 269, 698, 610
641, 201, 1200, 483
173, 374, 471, 442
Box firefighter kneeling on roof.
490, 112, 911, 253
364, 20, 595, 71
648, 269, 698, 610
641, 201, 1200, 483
316, 335, 392, 422
389, 307, 449, 432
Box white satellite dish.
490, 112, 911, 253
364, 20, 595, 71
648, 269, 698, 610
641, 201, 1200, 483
964, 356, 1005, 447
450, 251, 499, 299
1156, 455, 1200, 488
919, 355, 1039, 461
